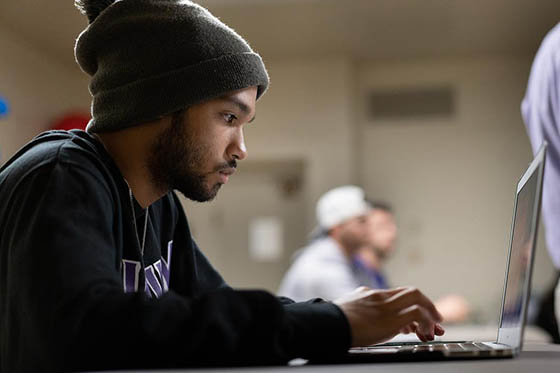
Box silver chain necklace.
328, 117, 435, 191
91, 134, 150, 260
128, 185, 149, 257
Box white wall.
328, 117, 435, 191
0, 26, 90, 164
356, 55, 557, 322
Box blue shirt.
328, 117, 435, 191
352, 257, 390, 290
522, 22, 560, 269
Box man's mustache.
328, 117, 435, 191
215, 160, 237, 172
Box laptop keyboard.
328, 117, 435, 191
403, 342, 490, 353
352, 342, 492, 354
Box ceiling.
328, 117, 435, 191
1, 0, 559, 72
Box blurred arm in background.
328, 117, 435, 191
522, 22, 560, 341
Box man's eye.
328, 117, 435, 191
223, 113, 237, 124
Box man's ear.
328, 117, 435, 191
328, 225, 341, 238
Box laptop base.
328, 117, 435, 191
309, 342, 514, 364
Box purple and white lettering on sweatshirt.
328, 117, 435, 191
122, 240, 173, 297
522, 22, 560, 269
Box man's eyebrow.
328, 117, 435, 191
221, 96, 255, 122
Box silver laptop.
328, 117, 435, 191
341, 142, 547, 362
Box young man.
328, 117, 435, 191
278, 185, 376, 301
353, 201, 398, 290
0, 1, 443, 372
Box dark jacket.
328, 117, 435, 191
0, 130, 350, 372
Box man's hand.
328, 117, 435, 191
334, 286, 445, 347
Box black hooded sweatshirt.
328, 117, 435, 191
0, 130, 350, 372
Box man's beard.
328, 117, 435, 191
370, 244, 393, 262
371, 246, 389, 261
147, 110, 235, 202
339, 230, 368, 253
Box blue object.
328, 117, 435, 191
0, 96, 9, 118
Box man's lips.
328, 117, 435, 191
218, 168, 235, 183
219, 168, 236, 176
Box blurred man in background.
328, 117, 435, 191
352, 201, 396, 290
522, 22, 560, 342
278, 186, 373, 301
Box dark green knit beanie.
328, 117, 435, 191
74, 0, 269, 133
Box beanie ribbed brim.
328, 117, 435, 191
86, 52, 267, 133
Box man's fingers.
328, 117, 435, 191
400, 324, 413, 334
386, 287, 443, 322
435, 323, 445, 336
398, 305, 436, 340
337, 285, 444, 347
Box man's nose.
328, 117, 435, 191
230, 128, 247, 161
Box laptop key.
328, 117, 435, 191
458, 343, 487, 351
412, 345, 434, 352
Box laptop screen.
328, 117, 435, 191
497, 143, 545, 350
500, 169, 538, 329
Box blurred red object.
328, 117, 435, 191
51, 113, 90, 131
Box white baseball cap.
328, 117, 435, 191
316, 185, 371, 230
